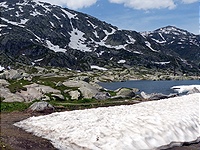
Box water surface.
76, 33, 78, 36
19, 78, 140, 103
99, 80, 200, 94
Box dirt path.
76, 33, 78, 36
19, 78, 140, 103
1, 111, 199, 150
0, 111, 57, 150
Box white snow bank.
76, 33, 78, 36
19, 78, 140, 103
171, 85, 200, 93
14, 94, 200, 150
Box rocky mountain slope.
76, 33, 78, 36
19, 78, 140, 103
0, 0, 199, 74
141, 26, 200, 66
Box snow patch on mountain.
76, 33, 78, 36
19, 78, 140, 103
46, 40, 67, 53
140, 31, 152, 37
30, 10, 43, 16
53, 14, 61, 20
34, 58, 44, 62
49, 21, 55, 27
133, 51, 143, 54
1, 1, 8, 8
117, 60, 126, 64
145, 41, 159, 52
96, 51, 105, 57
61, 9, 76, 19
153, 61, 170, 65
93, 31, 99, 38
1, 17, 24, 28
69, 28, 92, 52
91, 65, 107, 70
0, 24, 7, 28
20, 18, 29, 24
87, 20, 97, 29
33, 0, 52, 13
127, 35, 136, 44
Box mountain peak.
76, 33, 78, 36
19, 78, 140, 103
155, 25, 193, 36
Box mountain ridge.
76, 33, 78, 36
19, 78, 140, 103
0, 0, 199, 74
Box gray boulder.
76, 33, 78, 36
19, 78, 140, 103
79, 86, 98, 99
51, 93, 65, 100
41, 95, 51, 101
0, 69, 22, 80
69, 90, 80, 100
94, 92, 111, 100
24, 83, 61, 94
141, 92, 177, 100
63, 80, 90, 88
0, 79, 10, 87
27, 101, 54, 113
63, 80, 99, 99
16, 87, 43, 102
187, 87, 200, 94
15, 83, 61, 102
116, 88, 136, 98
0, 87, 25, 102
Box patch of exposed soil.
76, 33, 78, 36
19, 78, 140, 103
0, 111, 57, 150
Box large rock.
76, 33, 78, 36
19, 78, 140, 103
79, 86, 98, 99
0, 87, 24, 102
0, 79, 10, 87
140, 92, 177, 100
187, 87, 200, 94
69, 90, 80, 100
94, 92, 111, 100
116, 88, 136, 98
51, 94, 65, 100
16, 87, 43, 102
63, 80, 99, 99
63, 80, 90, 88
0, 69, 22, 80
13, 83, 61, 102
24, 83, 61, 94
27, 101, 54, 113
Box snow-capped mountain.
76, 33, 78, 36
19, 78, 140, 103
0, 0, 199, 73
141, 26, 200, 65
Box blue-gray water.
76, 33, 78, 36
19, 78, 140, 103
99, 80, 200, 95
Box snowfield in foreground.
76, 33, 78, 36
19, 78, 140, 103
14, 93, 200, 150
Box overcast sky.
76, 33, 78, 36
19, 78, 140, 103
38, 0, 199, 34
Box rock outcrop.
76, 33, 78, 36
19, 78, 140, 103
0, 79, 10, 87
69, 90, 81, 100
141, 91, 177, 100
187, 87, 200, 94
16, 87, 43, 102
94, 92, 111, 100
24, 83, 61, 94
116, 88, 136, 98
63, 80, 99, 99
0, 87, 24, 102
27, 101, 55, 113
